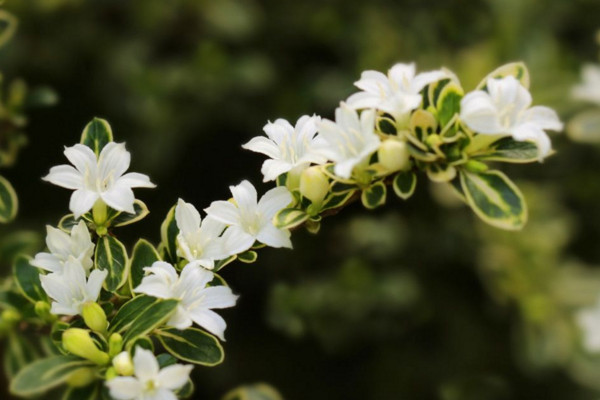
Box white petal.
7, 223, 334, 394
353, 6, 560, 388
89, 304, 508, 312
230, 180, 258, 211
511, 124, 551, 159
148, 388, 178, 400
118, 172, 156, 188
242, 136, 281, 159
522, 106, 563, 131
261, 159, 293, 182
175, 199, 201, 236
346, 91, 381, 110
204, 201, 240, 226
199, 286, 238, 309
100, 183, 135, 213
133, 347, 159, 382
42, 165, 83, 190
257, 224, 292, 249
179, 262, 214, 290
45, 225, 71, 256
69, 189, 99, 218
85, 269, 108, 302
106, 377, 143, 400
31, 253, 63, 273
412, 70, 448, 93
99, 142, 130, 180
258, 186, 292, 218
134, 275, 175, 299
334, 158, 359, 179
221, 226, 255, 255
64, 144, 97, 175
167, 305, 193, 330
460, 91, 503, 134
263, 121, 289, 143
388, 63, 416, 88
156, 365, 193, 390
189, 308, 228, 341
198, 216, 226, 238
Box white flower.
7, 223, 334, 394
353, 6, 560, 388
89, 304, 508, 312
106, 347, 193, 400
43, 142, 155, 218
577, 297, 600, 352
347, 63, 447, 119
175, 199, 248, 269
460, 76, 563, 159
316, 103, 380, 179
134, 261, 238, 341
40, 259, 107, 316
204, 180, 293, 250
572, 64, 600, 105
31, 220, 94, 274
242, 115, 327, 182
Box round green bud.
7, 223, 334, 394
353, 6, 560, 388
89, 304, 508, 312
300, 166, 329, 206
82, 302, 108, 334
378, 140, 411, 173
108, 333, 124, 357
112, 351, 134, 376
62, 328, 109, 366
34, 301, 53, 321
1, 309, 21, 325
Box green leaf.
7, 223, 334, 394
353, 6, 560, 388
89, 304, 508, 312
80, 118, 113, 155
13, 255, 46, 303
238, 250, 257, 264
273, 208, 308, 230
0, 289, 30, 311
361, 182, 386, 210
160, 206, 178, 263
156, 327, 224, 366
568, 110, 600, 144
95, 236, 129, 292
214, 255, 237, 271
129, 336, 154, 352
473, 137, 539, 163
10, 355, 93, 397
476, 62, 530, 90
321, 191, 355, 211
129, 239, 160, 291
58, 214, 81, 233
330, 181, 359, 194
222, 383, 283, 400
410, 109, 439, 143
0, 230, 42, 266
109, 295, 157, 334
110, 200, 150, 228
121, 299, 179, 345
176, 380, 195, 399
4, 333, 40, 380
63, 383, 99, 400
459, 169, 527, 230
393, 171, 417, 200
426, 164, 457, 183
436, 82, 464, 129
0, 175, 18, 223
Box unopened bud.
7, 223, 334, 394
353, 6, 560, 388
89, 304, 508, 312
378, 140, 410, 172
112, 351, 134, 376
300, 167, 329, 205
34, 301, 53, 321
108, 333, 124, 357
62, 328, 109, 365
105, 366, 117, 381
1, 309, 21, 325
82, 302, 108, 334
66, 367, 96, 388
464, 160, 488, 173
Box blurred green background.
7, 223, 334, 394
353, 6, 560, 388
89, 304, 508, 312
2, 0, 600, 398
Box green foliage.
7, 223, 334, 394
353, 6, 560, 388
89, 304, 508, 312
13, 255, 46, 303
273, 208, 309, 230
129, 239, 160, 290
361, 182, 387, 210
80, 118, 113, 156
0, 175, 17, 223
475, 62, 530, 90
160, 206, 178, 263
156, 327, 224, 366
95, 236, 129, 292
393, 171, 417, 200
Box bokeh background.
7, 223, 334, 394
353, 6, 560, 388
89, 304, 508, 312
2, 0, 600, 399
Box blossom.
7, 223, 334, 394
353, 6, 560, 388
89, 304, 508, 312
175, 199, 248, 269
204, 180, 293, 250
572, 64, 600, 105
347, 63, 447, 119
460, 76, 563, 159
134, 261, 238, 341
576, 297, 600, 353
31, 220, 94, 274
242, 115, 327, 182
40, 259, 107, 316
43, 142, 155, 218
316, 103, 380, 179
106, 347, 193, 400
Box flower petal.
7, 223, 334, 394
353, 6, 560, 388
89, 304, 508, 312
31, 252, 63, 273
242, 136, 280, 159
133, 347, 159, 382
204, 200, 240, 226
156, 365, 193, 390
99, 142, 130, 180
221, 226, 255, 256
257, 224, 292, 249
42, 165, 83, 190
198, 286, 238, 309
189, 308, 228, 341
257, 186, 292, 218
118, 172, 156, 188
69, 189, 99, 218
522, 106, 563, 131
100, 183, 135, 214
230, 180, 258, 211
64, 144, 97, 175
175, 199, 201, 236
106, 377, 143, 400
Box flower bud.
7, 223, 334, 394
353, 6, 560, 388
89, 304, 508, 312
105, 366, 117, 381
108, 333, 124, 357
82, 302, 108, 334
34, 301, 53, 321
62, 328, 109, 365
66, 367, 96, 388
300, 167, 329, 205
112, 351, 134, 376
378, 140, 410, 172
464, 160, 488, 173
1, 309, 21, 325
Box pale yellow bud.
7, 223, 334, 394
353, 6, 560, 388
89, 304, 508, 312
299, 167, 329, 205
378, 140, 410, 172
82, 302, 108, 334
112, 351, 134, 376
108, 333, 124, 357
66, 367, 96, 388
62, 328, 109, 365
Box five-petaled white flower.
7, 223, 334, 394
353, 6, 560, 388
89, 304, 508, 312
460, 76, 563, 159
572, 64, 600, 105
134, 261, 238, 341
576, 296, 600, 353
204, 180, 293, 250
347, 62, 447, 120
43, 142, 155, 218
31, 220, 94, 274
242, 115, 327, 182
316, 103, 380, 179
175, 199, 248, 269
106, 347, 193, 400
40, 259, 107, 316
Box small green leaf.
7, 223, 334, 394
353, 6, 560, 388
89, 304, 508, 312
95, 236, 129, 292
10, 355, 93, 397
214, 255, 237, 271
238, 251, 257, 264
176, 380, 194, 399
109, 295, 157, 334
361, 182, 386, 210
330, 181, 358, 194
160, 206, 178, 263
273, 208, 308, 230
410, 109, 439, 143
121, 299, 178, 345
0, 175, 18, 223
426, 164, 457, 183
110, 200, 150, 228
156, 327, 224, 366
476, 62, 530, 90
4, 333, 40, 380
130, 336, 154, 352
436, 82, 464, 129
129, 239, 160, 291
80, 118, 113, 155
459, 169, 527, 230
393, 171, 417, 200
473, 137, 539, 163
427, 78, 451, 110
13, 255, 46, 303
407, 142, 437, 162
58, 214, 81, 233
321, 191, 355, 211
